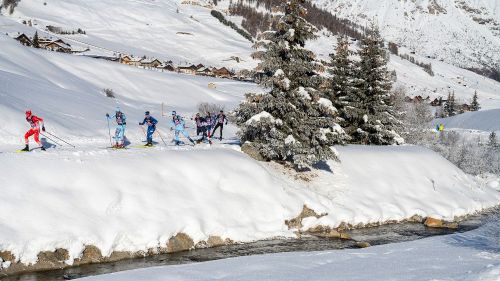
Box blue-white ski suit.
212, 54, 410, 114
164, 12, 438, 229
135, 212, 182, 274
107, 111, 126, 145
170, 116, 194, 145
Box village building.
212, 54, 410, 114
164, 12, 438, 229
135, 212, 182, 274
196, 67, 213, 76
140, 58, 162, 68
127, 57, 144, 67
159, 63, 176, 72
14, 33, 32, 46
37, 38, 53, 48
44, 41, 72, 53
178, 65, 197, 75
459, 103, 471, 113
213, 67, 232, 78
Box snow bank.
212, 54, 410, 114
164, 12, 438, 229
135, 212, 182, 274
436, 109, 500, 132
297, 146, 500, 229
76, 214, 500, 281
0, 145, 498, 266
0, 148, 306, 264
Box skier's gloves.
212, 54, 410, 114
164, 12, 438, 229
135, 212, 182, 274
42, 126, 46, 132
106, 113, 110, 118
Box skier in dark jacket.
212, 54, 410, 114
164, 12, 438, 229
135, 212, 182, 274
194, 113, 203, 136
139, 111, 158, 146
211, 110, 228, 141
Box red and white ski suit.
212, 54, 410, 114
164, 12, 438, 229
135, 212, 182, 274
25, 115, 44, 145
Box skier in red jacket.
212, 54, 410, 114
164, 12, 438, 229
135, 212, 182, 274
22, 110, 46, 151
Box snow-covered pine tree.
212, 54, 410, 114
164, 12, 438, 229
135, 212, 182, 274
235, 0, 347, 168
32, 31, 40, 48
352, 24, 403, 145
488, 131, 497, 148
470, 90, 480, 111
326, 35, 358, 133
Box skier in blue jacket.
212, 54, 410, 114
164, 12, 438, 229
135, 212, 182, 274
139, 111, 158, 146
106, 107, 127, 148
170, 113, 195, 146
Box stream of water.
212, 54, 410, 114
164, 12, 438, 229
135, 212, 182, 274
2, 209, 497, 281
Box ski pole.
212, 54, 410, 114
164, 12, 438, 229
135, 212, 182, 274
106, 117, 113, 147
40, 132, 62, 146
156, 129, 167, 146
44, 131, 76, 148
139, 124, 147, 140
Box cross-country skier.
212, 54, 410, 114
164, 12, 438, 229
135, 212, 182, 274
200, 115, 212, 145
211, 110, 228, 141
205, 112, 215, 138
194, 113, 205, 136
139, 111, 158, 146
106, 107, 127, 148
170, 113, 195, 146
22, 110, 46, 151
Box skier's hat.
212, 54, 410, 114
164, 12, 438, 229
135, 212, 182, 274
145, 111, 150, 115
25, 110, 32, 117
115, 106, 121, 112
172, 111, 176, 116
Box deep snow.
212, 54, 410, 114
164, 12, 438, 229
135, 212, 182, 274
1, 144, 498, 265
0, 0, 498, 272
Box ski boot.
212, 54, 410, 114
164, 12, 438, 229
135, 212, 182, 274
40, 146, 46, 151
145, 142, 153, 147
21, 144, 29, 152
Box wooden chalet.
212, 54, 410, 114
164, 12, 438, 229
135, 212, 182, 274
120, 55, 132, 64
127, 57, 144, 67
140, 58, 162, 68
459, 103, 471, 113
213, 67, 232, 78
196, 67, 213, 76
178, 65, 197, 75
159, 63, 176, 72
44, 41, 71, 53
14, 33, 32, 46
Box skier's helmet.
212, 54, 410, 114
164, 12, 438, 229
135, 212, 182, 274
115, 106, 121, 113
25, 110, 32, 117
145, 111, 150, 116
172, 111, 176, 116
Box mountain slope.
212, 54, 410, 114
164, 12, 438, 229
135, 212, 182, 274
313, 0, 500, 73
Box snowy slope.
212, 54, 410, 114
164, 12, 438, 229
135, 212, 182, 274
2, 0, 500, 109
1, 0, 255, 70
0, 33, 259, 145
307, 32, 500, 110
76, 217, 500, 281
313, 0, 500, 72
436, 108, 500, 132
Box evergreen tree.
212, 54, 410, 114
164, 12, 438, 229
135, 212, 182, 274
32, 31, 40, 48
235, 0, 347, 168
352, 24, 403, 145
444, 92, 457, 117
326, 35, 357, 131
488, 131, 497, 148
449, 92, 457, 116
470, 90, 480, 111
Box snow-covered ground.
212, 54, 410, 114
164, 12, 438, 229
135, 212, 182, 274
1, 143, 498, 265
436, 109, 500, 133
0, 0, 499, 275
76, 213, 500, 281
1, 0, 255, 70
313, 0, 500, 72
2, 0, 500, 109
